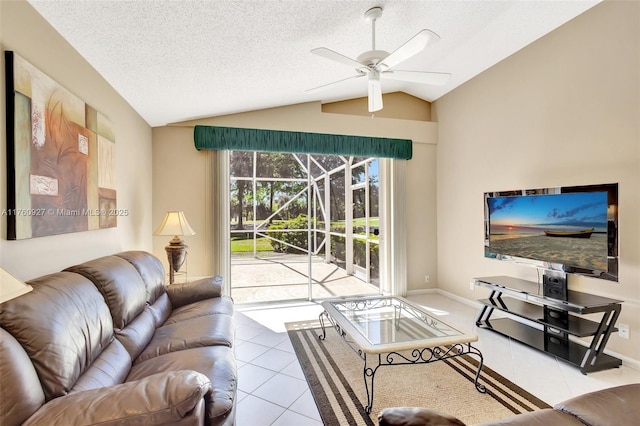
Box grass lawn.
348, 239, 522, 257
330, 217, 380, 227
231, 237, 273, 253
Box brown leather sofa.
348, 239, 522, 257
378, 382, 640, 425
0, 251, 236, 426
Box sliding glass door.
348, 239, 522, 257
229, 151, 381, 304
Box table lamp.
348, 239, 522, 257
154, 211, 196, 284
1, 267, 33, 304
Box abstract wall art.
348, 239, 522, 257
4, 51, 117, 239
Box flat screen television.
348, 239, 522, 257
484, 183, 619, 298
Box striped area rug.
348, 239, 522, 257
286, 320, 550, 426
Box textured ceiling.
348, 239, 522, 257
27, 0, 601, 127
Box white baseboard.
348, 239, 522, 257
608, 351, 640, 371
405, 288, 437, 296
406, 288, 640, 372
407, 288, 484, 309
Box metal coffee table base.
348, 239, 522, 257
319, 310, 487, 414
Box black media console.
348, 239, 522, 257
474, 276, 622, 374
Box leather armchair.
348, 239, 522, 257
378, 383, 640, 426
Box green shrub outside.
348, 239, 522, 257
267, 215, 379, 279
268, 214, 308, 254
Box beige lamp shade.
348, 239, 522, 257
154, 211, 196, 237
0, 267, 33, 304
154, 211, 196, 284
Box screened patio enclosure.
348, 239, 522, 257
229, 151, 382, 304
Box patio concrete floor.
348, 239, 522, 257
231, 253, 379, 304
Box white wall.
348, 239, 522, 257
434, 1, 639, 361
0, 1, 153, 280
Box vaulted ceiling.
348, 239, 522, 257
28, 0, 601, 126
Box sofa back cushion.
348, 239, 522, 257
66, 256, 147, 330
115, 251, 172, 326
70, 338, 132, 393
115, 251, 167, 305
0, 272, 114, 401
115, 307, 158, 359
0, 328, 45, 425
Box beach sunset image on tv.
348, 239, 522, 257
487, 191, 609, 271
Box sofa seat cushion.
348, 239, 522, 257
135, 314, 234, 363
554, 383, 640, 426
165, 296, 234, 325
479, 409, 584, 425
127, 346, 236, 426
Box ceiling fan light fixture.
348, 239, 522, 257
369, 69, 381, 82
368, 70, 383, 112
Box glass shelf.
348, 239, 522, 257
474, 275, 622, 374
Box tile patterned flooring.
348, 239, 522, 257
235, 302, 325, 426
234, 294, 640, 426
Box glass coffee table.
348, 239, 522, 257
319, 296, 486, 413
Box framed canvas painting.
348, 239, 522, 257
4, 51, 116, 239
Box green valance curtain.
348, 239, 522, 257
193, 125, 412, 160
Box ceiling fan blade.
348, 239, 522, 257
311, 47, 367, 71
378, 29, 440, 70
382, 70, 451, 86
368, 72, 383, 112
305, 74, 365, 94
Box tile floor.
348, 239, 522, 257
233, 294, 640, 426
235, 302, 325, 426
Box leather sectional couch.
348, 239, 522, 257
378, 382, 640, 426
0, 251, 236, 425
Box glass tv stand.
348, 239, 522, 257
474, 276, 623, 374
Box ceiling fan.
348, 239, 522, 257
307, 6, 450, 113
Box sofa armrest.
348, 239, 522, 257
167, 275, 224, 308
554, 383, 640, 426
378, 407, 466, 426
24, 370, 212, 425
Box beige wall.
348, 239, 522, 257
0, 0, 153, 280
433, 1, 639, 360
322, 92, 432, 121
152, 125, 213, 279
153, 99, 438, 291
